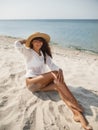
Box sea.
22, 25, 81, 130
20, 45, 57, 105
0, 19, 98, 53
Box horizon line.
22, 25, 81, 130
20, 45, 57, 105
0, 18, 98, 20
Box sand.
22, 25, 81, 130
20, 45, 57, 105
0, 35, 98, 130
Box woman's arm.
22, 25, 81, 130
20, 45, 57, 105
14, 39, 27, 55
46, 55, 60, 71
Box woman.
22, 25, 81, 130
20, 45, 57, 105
15, 32, 92, 130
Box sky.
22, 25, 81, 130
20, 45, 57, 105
0, 0, 98, 19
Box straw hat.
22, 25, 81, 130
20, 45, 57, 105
26, 32, 50, 47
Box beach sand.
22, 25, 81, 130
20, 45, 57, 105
0, 35, 98, 130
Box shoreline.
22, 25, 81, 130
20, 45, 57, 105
1, 35, 98, 55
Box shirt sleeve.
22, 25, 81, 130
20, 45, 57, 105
14, 40, 28, 56
46, 55, 59, 71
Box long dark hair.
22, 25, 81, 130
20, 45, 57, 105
29, 37, 52, 63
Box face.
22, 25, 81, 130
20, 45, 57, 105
31, 39, 43, 51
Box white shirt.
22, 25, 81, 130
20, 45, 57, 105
14, 41, 59, 78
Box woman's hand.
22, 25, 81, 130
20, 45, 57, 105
19, 39, 27, 44
54, 69, 64, 85
58, 69, 64, 83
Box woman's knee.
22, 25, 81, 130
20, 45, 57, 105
51, 70, 58, 74
51, 70, 58, 78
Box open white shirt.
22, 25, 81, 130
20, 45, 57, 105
14, 41, 59, 78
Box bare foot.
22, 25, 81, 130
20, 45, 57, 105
73, 111, 93, 130
83, 125, 93, 130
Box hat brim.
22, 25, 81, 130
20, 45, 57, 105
25, 32, 50, 48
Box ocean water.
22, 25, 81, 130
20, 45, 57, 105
0, 19, 98, 53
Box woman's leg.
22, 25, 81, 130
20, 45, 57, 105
40, 82, 92, 130
26, 70, 92, 130
26, 71, 58, 92
26, 70, 83, 111
40, 82, 83, 112
53, 69, 84, 112
40, 82, 57, 91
